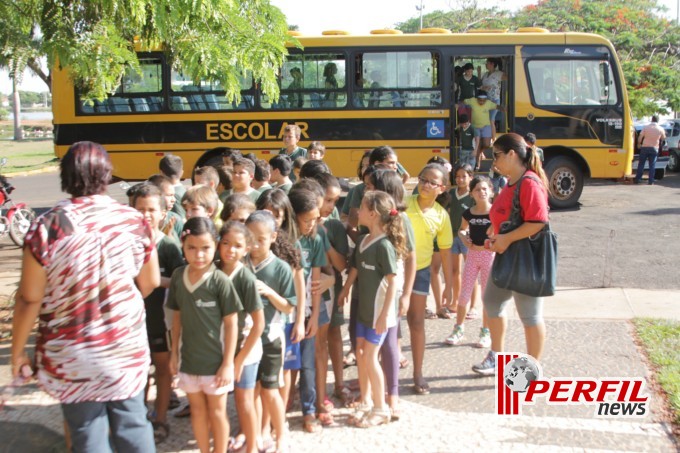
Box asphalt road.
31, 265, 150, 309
1, 170, 679, 290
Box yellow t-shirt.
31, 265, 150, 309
464, 98, 497, 129
405, 195, 454, 270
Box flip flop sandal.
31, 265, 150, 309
414, 383, 431, 395
425, 309, 438, 320
152, 421, 170, 444
228, 434, 246, 452
322, 396, 334, 411
436, 309, 452, 319
316, 411, 335, 427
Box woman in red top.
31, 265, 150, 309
471, 133, 549, 376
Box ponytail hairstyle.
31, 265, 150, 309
271, 230, 302, 270
256, 188, 298, 240
362, 191, 409, 260
493, 133, 548, 189
418, 163, 451, 209
245, 210, 302, 270
370, 169, 405, 211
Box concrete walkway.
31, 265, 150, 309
1, 269, 678, 451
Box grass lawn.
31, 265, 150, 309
0, 133, 57, 174
634, 318, 680, 426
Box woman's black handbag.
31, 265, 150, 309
491, 174, 558, 297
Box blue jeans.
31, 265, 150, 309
635, 147, 659, 184
61, 390, 155, 453
299, 333, 317, 416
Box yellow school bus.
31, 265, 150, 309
52, 28, 634, 208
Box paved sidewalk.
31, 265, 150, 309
1, 276, 678, 451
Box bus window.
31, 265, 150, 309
355, 51, 441, 108
528, 59, 618, 107
170, 69, 254, 111
264, 53, 347, 109
79, 57, 163, 114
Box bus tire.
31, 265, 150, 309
544, 156, 583, 209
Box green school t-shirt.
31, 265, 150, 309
144, 233, 184, 336
459, 124, 475, 150
172, 184, 187, 219
297, 233, 328, 315
257, 183, 273, 194
448, 189, 474, 233
277, 182, 293, 194
350, 234, 398, 328
247, 253, 296, 344
167, 264, 243, 375
321, 219, 349, 302
224, 263, 263, 365
341, 185, 357, 216
279, 146, 307, 182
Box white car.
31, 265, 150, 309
661, 119, 680, 172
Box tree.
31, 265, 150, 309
0, 0, 292, 103
512, 0, 680, 117
396, 0, 510, 33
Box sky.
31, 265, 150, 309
1, 0, 678, 94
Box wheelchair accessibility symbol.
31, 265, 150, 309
427, 120, 445, 138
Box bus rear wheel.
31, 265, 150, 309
544, 156, 583, 209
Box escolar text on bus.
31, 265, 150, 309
206, 121, 309, 141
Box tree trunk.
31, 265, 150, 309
12, 78, 23, 141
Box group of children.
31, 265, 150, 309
129, 123, 529, 452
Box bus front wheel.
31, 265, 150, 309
544, 156, 583, 209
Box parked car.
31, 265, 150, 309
661, 119, 680, 172
632, 122, 671, 180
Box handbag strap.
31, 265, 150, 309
509, 173, 550, 231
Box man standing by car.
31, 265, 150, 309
635, 115, 666, 185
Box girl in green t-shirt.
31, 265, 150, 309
339, 191, 409, 428
168, 217, 240, 453
218, 221, 265, 453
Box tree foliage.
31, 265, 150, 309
513, 0, 680, 116
0, 0, 293, 102
396, 0, 510, 33
396, 0, 680, 117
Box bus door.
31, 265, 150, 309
449, 50, 514, 165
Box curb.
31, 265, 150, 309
3, 165, 59, 178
